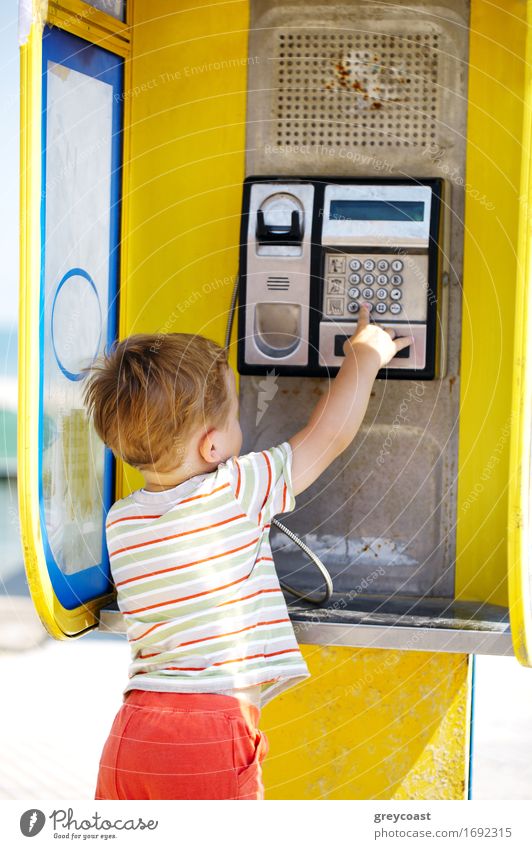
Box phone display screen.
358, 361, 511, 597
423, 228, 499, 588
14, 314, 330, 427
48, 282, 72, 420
330, 200, 425, 222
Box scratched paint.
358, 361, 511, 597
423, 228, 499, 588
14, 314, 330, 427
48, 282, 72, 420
261, 646, 469, 800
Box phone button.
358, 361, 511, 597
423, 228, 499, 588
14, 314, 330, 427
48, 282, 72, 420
348, 286, 360, 299
377, 259, 389, 271
349, 259, 361, 271
347, 301, 360, 314
334, 335, 349, 357
377, 274, 388, 285
391, 274, 403, 286
376, 288, 387, 300
326, 297, 345, 315
349, 273, 361, 284
363, 259, 375, 271
375, 302, 387, 314
390, 302, 402, 314
390, 288, 402, 300
393, 345, 410, 359
327, 277, 344, 294
391, 260, 404, 272
328, 255, 346, 274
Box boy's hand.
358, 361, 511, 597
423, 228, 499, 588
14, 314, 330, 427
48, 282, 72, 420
344, 303, 413, 369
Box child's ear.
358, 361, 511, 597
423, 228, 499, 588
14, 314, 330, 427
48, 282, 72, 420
198, 428, 222, 464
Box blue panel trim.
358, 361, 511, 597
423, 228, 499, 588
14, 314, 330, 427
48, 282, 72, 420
40, 25, 122, 609
51, 267, 103, 381
468, 654, 476, 799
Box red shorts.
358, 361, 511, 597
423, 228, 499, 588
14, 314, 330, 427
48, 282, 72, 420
94, 689, 268, 800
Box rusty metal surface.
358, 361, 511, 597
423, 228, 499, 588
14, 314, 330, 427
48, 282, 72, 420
247, 0, 469, 177
242, 376, 462, 597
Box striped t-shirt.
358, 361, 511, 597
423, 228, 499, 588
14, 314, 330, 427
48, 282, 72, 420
106, 441, 310, 708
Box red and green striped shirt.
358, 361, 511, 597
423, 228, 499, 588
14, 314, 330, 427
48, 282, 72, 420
106, 442, 310, 707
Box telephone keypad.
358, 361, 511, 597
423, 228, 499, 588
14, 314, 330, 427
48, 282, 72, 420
323, 252, 427, 324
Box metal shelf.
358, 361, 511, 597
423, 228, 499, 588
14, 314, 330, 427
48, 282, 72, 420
98, 594, 512, 656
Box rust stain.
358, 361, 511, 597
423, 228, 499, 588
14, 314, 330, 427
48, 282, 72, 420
322, 51, 411, 108
333, 60, 352, 90
335, 61, 351, 77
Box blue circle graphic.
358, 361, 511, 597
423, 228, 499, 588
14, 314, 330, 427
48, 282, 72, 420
51, 267, 102, 381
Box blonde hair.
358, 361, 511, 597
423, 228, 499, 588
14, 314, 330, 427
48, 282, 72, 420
83, 333, 232, 471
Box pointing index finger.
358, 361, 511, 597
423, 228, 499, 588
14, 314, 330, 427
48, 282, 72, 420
356, 303, 370, 331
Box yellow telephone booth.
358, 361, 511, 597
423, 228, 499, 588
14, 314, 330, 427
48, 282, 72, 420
18, 0, 532, 799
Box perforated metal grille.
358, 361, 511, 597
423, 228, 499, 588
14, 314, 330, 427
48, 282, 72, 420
275, 31, 440, 148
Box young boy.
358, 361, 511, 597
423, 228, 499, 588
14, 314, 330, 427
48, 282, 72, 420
84, 304, 411, 800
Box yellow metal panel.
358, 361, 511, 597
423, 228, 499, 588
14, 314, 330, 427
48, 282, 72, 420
122, 0, 248, 344
508, 0, 532, 667
47, 0, 131, 56
456, 0, 527, 606
114, 11, 135, 501
18, 14, 115, 639
119, 0, 470, 799
120, 0, 250, 495
261, 646, 470, 800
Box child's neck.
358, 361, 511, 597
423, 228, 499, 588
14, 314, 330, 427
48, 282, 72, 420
141, 459, 216, 492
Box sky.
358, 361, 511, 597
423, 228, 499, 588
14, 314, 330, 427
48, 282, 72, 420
0, 0, 20, 328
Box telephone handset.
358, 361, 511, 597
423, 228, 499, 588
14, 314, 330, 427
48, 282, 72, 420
237, 177, 445, 380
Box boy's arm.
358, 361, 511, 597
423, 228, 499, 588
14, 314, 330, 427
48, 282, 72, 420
288, 304, 412, 496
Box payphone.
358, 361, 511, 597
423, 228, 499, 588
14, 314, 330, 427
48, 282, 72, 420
17, 0, 532, 804
238, 177, 444, 380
